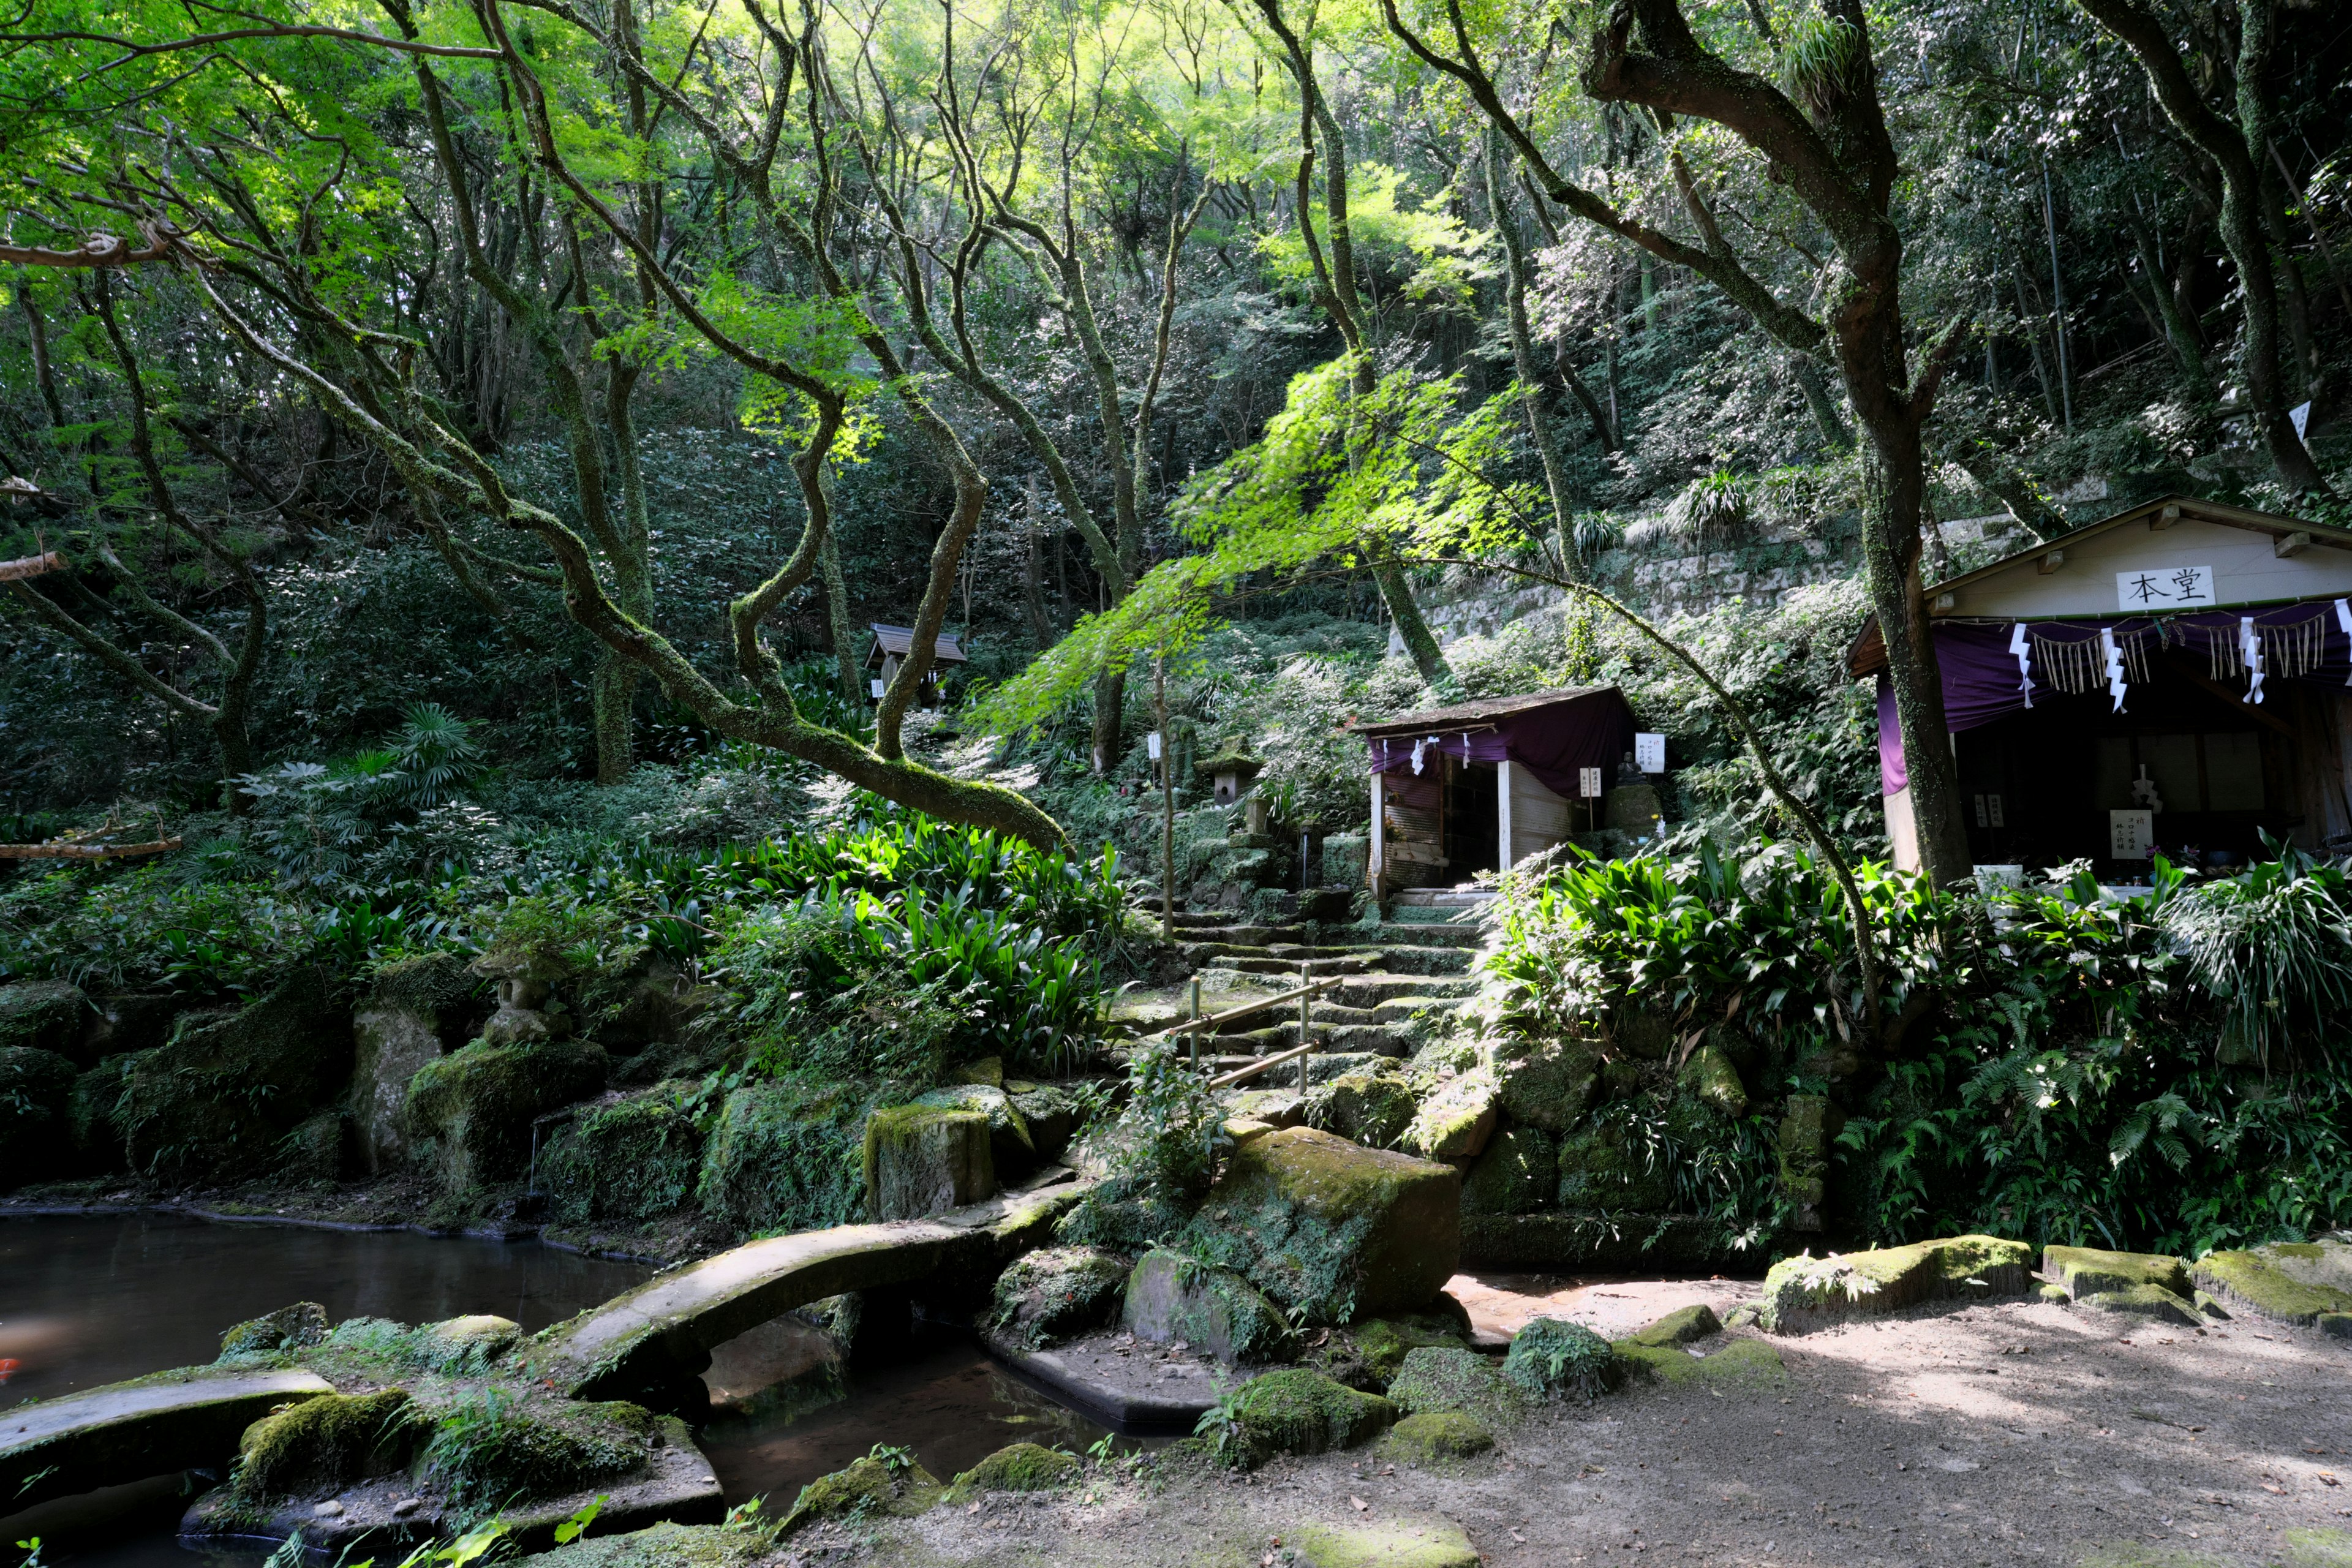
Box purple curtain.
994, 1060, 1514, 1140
1365, 690, 1635, 798
1877, 600, 2352, 796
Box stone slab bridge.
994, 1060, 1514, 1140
532, 1174, 1086, 1409
0, 1175, 1086, 1512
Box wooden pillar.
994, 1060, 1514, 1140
1496, 760, 1516, 872
1368, 769, 1386, 903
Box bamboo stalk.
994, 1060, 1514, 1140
0, 835, 182, 860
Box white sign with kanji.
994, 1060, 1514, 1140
1578, 766, 1602, 798
1634, 733, 1666, 774
2114, 564, 2214, 612
2109, 809, 2154, 860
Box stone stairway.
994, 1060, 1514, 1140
1149, 899, 1490, 1066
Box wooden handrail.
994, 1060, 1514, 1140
1208, 1037, 1316, 1090
1140, 974, 1341, 1041
0, 835, 181, 861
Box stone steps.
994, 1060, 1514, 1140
1332, 973, 1478, 1009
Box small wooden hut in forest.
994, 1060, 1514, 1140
1850, 496, 2352, 874
1352, 686, 1637, 899
864, 623, 967, 707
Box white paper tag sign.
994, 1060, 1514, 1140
1146, 732, 1163, 761
1634, 733, 1666, 774
1578, 766, 1602, 798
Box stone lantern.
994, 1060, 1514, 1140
1197, 744, 1264, 808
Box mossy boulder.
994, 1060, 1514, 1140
778, 1453, 941, 1536
1676, 1041, 1747, 1118
1219, 1369, 1395, 1468
1290, 1519, 1480, 1568
1384, 1347, 1530, 1428
1776, 1095, 1844, 1228
1375, 1411, 1494, 1464
116, 970, 351, 1183
232, 1389, 422, 1501
1613, 1336, 1786, 1387
1401, 1072, 1498, 1162
2080, 1284, 2204, 1325
1625, 1303, 1721, 1347
1501, 1317, 1618, 1401
542, 1085, 706, 1226
0, 981, 93, 1061
420, 1396, 658, 1510
941, 1442, 1079, 1504
1122, 1250, 1297, 1364
696, 1079, 866, 1235
2043, 1246, 2192, 1302
1193, 1127, 1460, 1320
0, 1044, 78, 1189
1490, 1040, 1599, 1133
915, 1084, 1038, 1180
1555, 1118, 1673, 1213
987, 1246, 1130, 1350
401, 1036, 609, 1192
417, 1314, 523, 1370
1760, 1235, 2034, 1333
218, 1302, 330, 1360
1350, 1316, 1471, 1385
280, 1110, 352, 1183
2193, 1240, 2352, 1325
352, 952, 480, 1175
1461, 1125, 1556, 1216
528, 1521, 764, 1568
863, 1104, 995, 1220
1005, 1081, 1084, 1165
1305, 1069, 1419, 1149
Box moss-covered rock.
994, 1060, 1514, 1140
1490, 1040, 1599, 1134
984, 1246, 1126, 1351
1219, 1370, 1395, 1468
218, 1302, 330, 1360
1122, 1250, 1297, 1363
232, 1389, 422, 1501
1401, 1072, 1497, 1162
914, 1083, 1037, 1180
777, 1453, 941, 1536
1384, 1347, 1530, 1428
527, 1521, 765, 1568
1613, 1336, 1786, 1387
1190, 1127, 1460, 1321
417, 1315, 523, 1371
542, 1085, 706, 1226
1776, 1095, 1844, 1228
1555, 1119, 1673, 1213
2043, 1246, 2192, 1302
352, 952, 480, 1175
1760, 1235, 2033, 1333
1500, 1318, 1618, 1401
1374, 1411, 1494, 1464
1291, 1518, 1480, 1568
1305, 1069, 1419, 1149
1350, 1316, 1471, 1385
1626, 1303, 1721, 1347
1676, 1041, 1747, 1119
863, 1104, 995, 1220
420, 1395, 656, 1511
696, 1079, 866, 1235
279, 1110, 351, 1183
1461, 1125, 1556, 1216
2193, 1241, 2352, 1325
0, 1044, 78, 1189
1006, 1081, 1084, 1165
2080, 1284, 2204, 1325
0, 981, 93, 1061
118, 970, 351, 1184
401, 1036, 608, 1192
941, 1442, 1079, 1503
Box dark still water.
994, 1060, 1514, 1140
1, 1213, 1117, 1567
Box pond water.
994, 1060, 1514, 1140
0, 1214, 1118, 1568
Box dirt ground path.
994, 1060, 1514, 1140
779, 1271, 2352, 1568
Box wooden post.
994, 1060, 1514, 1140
1188, 977, 1202, 1070
1368, 769, 1386, 905
1298, 959, 1313, 1090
